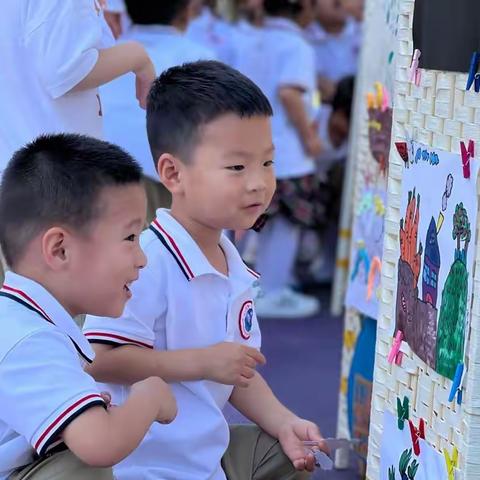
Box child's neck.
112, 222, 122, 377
169, 207, 228, 276
319, 20, 346, 34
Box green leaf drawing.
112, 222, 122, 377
388, 465, 396, 480
408, 459, 419, 479
399, 449, 412, 474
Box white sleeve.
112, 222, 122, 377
105, 0, 126, 13
83, 249, 167, 349
24, 0, 103, 98
0, 330, 105, 456
277, 41, 316, 92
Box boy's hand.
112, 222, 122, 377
131, 377, 177, 424
134, 59, 156, 109
278, 418, 328, 472
202, 342, 266, 388
304, 130, 323, 158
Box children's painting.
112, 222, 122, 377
394, 141, 479, 379
346, 187, 386, 319
380, 411, 447, 480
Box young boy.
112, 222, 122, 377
0, 134, 177, 479
101, 0, 216, 221
0, 0, 155, 175
83, 61, 326, 479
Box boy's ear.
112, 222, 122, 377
157, 153, 184, 194
41, 227, 69, 271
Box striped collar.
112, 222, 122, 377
149, 209, 260, 284
0, 272, 95, 363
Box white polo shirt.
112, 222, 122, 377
83, 209, 261, 480
186, 7, 237, 65
0, 0, 114, 173
240, 17, 317, 179
0, 272, 104, 480
306, 17, 360, 82
100, 25, 216, 180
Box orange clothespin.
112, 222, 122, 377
388, 330, 404, 365
409, 49, 421, 86
408, 418, 425, 456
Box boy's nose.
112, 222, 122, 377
137, 245, 147, 269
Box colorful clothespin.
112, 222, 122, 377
408, 419, 425, 456
460, 140, 474, 179
396, 396, 409, 430
466, 51, 480, 90
381, 85, 390, 112
366, 92, 375, 109
388, 330, 404, 365
395, 142, 409, 167
443, 446, 458, 480
374, 82, 383, 108
448, 363, 464, 404
475, 73, 480, 93
409, 49, 421, 86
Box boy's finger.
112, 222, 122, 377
241, 367, 255, 379
246, 348, 266, 365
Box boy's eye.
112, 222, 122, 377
227, 165, 245, 172
264, 160, 274, 167
125, 234, 136, 242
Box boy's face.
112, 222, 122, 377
341, 0, 364, 21
67, 184, 147, 317
315, 0, 347, 27
328, 110, 350, 148
174, 114, 276, 231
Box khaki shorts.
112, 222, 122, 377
223, 425, 310, 480
9, 450, 113, 480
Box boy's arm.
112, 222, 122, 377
71, 42, 155, 108
86, 342, 266, 387
279, 86, 323, 158
229, 372, 327, 472
61, 376, 176, 467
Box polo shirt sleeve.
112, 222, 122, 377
276, 40, 316, 93
83, 248, 167, 349
0, 329, 105, 457
24, 0, 102, 99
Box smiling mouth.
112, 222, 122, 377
124, 281, 133, 293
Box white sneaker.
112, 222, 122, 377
254, 288, 320, 319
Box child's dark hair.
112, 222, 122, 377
263, 0, 303, 16
146, 60, 273, 164
0, 134, 142, 267
125, 0, 190, 25
332, 76, 355, 119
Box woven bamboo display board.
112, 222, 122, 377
366, 0, 480, 478
335, 0, 399, 458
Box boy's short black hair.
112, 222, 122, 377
125, 0, 191, 25
332, 76, 355, 119
146, 60, 273, 165
263, 0, 303, 16
0, 134, 142, 267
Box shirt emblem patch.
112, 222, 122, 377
238, 300, 254, 340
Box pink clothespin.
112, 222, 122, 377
381, 85, 390, 112
408, 418, 425, 456
409, 49, 421, 86
460, 140, 474, 178
387, 330, 404, 365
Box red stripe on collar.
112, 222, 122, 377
151, 219, 195, 279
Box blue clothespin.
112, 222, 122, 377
475, 74, 480, 93
448, 363, 464, 404
466, 52, 480, 90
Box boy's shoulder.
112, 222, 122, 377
0, 298, 60, 362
